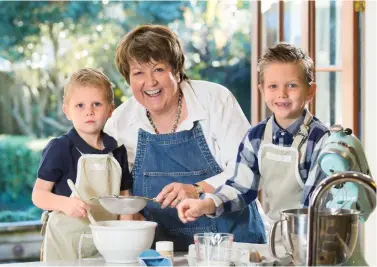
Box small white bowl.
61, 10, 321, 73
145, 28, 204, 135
90, 220, 157, 263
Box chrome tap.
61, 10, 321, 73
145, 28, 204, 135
306, 171, 376, 266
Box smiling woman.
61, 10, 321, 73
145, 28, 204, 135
104, 24, 268, 251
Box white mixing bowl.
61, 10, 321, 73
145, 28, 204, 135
90, 220, 157, 263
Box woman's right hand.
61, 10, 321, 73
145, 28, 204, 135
61, 197, 89, 218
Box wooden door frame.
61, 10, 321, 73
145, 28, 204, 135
341, 1, 360, 136
301, 0, 316, 115
251, 0, 262, 124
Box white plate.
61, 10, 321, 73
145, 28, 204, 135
187, 242, 292, 266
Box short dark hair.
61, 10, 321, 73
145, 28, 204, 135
116, 24, 189, 84
258, 42, 314, 85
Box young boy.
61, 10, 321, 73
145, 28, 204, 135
32, 68, 133, 261
177, 43, 329, 226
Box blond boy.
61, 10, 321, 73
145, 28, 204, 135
32, 68, 132, 260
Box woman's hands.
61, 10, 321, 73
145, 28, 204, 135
156, 182, 198, 208
121, 183, 215, 222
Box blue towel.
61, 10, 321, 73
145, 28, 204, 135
138, 249, 173, 266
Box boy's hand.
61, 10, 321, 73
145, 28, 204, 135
119, 213, 145, 221
177, 198, 216, 223
119, 214, 134, 220
62, 197, 89, 218
133, 212, 146, 221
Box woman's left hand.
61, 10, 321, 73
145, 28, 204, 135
156, 182, 198, 209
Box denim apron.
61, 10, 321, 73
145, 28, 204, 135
133, 122, 266, 251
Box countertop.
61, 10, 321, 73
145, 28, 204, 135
0, 244, 290, 266
0, 253, 189, 266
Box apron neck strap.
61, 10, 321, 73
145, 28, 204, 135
263, 117, 274, 144
291, 110, 313, 150
263, 110, 313, 149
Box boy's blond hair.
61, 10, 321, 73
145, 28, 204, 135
115, 24, 189, 84
258, 42, 314, 86
63, 68, 114, 104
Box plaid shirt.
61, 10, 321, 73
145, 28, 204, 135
206, 109, 330, 216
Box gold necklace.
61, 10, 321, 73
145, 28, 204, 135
146, 91, 183, 134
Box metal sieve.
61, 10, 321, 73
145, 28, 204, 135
90, 195, 157, 215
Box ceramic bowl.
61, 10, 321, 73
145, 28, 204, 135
90, 220, 157, 263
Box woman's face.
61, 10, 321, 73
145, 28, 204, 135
129, 60, 180, 115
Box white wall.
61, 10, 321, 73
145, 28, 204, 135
363, 1, 377, 265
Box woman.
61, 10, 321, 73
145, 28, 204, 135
104, 24, 267, 251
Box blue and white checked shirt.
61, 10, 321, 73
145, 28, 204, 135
205, 109, 330, 216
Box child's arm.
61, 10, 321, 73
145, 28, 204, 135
204, 129, 261, 215
34, 138, 89, 217
177, 198, 216, 223
178, 129, 262, 223
32, 178, 89, 218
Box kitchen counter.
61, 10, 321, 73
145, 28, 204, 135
0, 253, 189, 266
0, 243, 292, 266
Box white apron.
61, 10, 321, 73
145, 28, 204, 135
41, 153, 122, 261
258, 111, 313, 224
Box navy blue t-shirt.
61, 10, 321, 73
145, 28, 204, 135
37, 128, 132, 197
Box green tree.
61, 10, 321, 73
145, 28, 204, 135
0, 1, 191, 137
0, 1, 253, 223
0, 0, 251, 137
0, 1, 107, 137
176, 1, 252, 118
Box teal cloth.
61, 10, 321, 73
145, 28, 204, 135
138, 249, 173, 266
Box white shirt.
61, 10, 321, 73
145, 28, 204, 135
104, 80, 251, 189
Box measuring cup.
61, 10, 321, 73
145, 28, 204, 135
194, 233, 234, 266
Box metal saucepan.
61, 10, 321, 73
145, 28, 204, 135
269, 208, 359, 266
90, 195, 158, 215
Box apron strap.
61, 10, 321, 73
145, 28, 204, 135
291, 110, 313, 150
40, 210, 50, 236
262, 110, 313, 151
263, 117, 274, 144
76, 147, 114, 157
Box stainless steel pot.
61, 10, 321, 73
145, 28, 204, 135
269, 208, 359, 266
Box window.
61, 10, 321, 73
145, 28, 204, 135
251, 0, 361, 136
